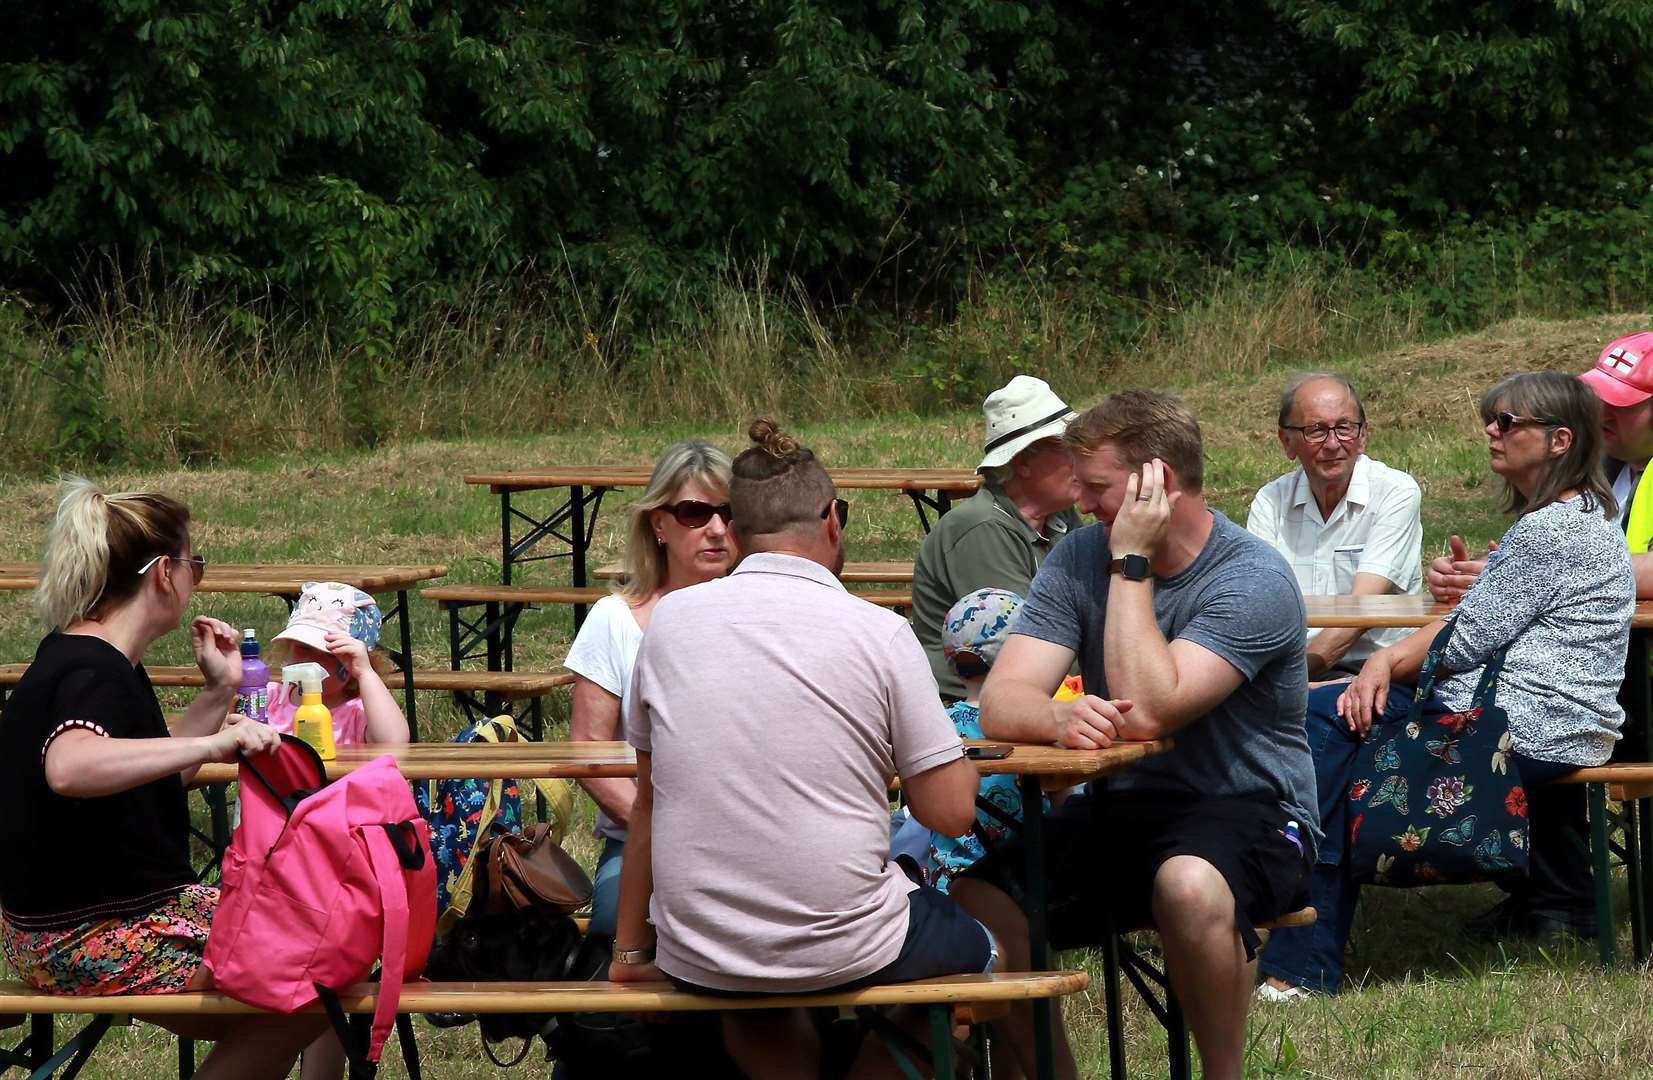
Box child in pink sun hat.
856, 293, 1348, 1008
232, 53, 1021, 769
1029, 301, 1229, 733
265, 581, 409, 748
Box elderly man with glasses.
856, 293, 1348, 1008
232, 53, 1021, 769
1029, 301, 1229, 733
1246, 372, 1424, 682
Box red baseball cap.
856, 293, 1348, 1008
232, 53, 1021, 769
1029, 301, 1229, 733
1581, 332, 1653, 407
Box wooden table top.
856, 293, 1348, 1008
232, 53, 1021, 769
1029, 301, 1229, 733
1305, 594, 1653, 629
594, 560, 915, 584
191, 737, 1167, 787
466, 467, 982, 496
0, 563, 447, 594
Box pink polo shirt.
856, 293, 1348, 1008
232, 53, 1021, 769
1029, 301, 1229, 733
629, 551, 962, 993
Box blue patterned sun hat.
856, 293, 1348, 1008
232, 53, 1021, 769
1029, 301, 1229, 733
942, 588, 1024, 670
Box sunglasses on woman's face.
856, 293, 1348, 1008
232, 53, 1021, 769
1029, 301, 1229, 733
1491, 410, 1560, 434
137, 553, 207, 585
662, 500, 733, 528
820, 498, 850, 527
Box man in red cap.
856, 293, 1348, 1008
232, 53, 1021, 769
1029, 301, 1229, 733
1429, 331, 1653, 599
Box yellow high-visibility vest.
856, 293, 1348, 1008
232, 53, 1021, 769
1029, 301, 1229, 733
1629, 467, 1653, 554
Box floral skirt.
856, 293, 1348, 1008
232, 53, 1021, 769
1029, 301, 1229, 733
2, 885, 218, 995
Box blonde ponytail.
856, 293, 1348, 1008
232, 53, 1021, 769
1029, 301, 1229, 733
35, 477, 114, 632
33, 476, 193, 631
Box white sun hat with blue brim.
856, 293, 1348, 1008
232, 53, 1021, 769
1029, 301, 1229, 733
978, 375, 1077, 471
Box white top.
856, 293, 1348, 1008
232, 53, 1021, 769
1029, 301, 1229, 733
629, 553, 963, 993
1246, 454, 1424, 665
563, 593, 644, 843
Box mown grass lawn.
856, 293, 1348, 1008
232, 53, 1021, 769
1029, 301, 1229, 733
2, 314, 1647, 1077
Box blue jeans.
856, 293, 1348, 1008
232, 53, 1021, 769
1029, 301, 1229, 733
1259, 681, 1412, 994
587, 837, 624, 940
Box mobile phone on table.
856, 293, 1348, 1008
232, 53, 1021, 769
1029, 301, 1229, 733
965, 743, 1014, 760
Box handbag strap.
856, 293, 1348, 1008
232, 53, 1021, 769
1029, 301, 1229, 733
1408, 617, 1510, 722
478, 714, 576, 846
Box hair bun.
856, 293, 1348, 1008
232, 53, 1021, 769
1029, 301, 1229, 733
748, 417, 801, 458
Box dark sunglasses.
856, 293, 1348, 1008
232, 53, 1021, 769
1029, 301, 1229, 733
821, 498, 849, 527
662, 500, 732, 528
1491, 410, 1560, 434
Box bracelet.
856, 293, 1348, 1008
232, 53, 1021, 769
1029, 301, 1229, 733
612, 944, 656, 965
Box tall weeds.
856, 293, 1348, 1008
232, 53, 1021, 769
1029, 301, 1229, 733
0, 241, 1628, 473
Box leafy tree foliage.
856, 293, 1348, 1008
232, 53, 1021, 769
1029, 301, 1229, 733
5, 0, 1653, 338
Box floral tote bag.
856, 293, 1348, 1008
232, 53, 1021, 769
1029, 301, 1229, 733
1347, 619, 1529, 887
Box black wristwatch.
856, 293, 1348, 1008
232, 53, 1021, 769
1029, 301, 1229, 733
1109, 553, 1151, 581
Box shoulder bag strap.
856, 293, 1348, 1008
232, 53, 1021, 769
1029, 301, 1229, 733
1406, 618, 1460, 723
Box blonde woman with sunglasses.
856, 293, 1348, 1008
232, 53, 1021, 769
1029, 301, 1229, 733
565, 441, 738, 941
0, 478, 325, 1078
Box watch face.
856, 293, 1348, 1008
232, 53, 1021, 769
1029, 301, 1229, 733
1122, 554, 1150, 580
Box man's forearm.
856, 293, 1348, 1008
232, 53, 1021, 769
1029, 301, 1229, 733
1102, 576, 1177, 736
1635, 553, 1653, 599
1306, 627, 1364, 676
979, 676, 1062, 743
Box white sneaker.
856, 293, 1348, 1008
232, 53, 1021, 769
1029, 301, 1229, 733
1254, 982, 1314, 1003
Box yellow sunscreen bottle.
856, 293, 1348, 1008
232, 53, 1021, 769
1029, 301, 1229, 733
282, 662, 337, 761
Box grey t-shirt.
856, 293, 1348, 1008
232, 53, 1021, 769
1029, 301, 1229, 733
1013, 510, 1321, 854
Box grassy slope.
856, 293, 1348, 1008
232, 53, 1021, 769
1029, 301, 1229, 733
3, 313, 1648, 1078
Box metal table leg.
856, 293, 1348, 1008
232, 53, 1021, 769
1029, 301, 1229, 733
395, 588, 416, 741
1019, 775, 1055, 1080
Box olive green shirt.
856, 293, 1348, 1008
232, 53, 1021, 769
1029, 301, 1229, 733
912, 480, 1082, 699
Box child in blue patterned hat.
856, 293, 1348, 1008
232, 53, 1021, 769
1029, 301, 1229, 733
928, 588, 1050, 892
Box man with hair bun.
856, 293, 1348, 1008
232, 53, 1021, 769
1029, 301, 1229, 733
950, 390, 1317, 1080
608, 420, 1026, 1077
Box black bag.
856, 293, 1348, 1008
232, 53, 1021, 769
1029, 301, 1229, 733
424, 906, 587, 1064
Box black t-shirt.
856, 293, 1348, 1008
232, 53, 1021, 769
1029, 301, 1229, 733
0, 633, 195, 930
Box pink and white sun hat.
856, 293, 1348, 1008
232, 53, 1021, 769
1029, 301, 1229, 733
272, 581, 383, 653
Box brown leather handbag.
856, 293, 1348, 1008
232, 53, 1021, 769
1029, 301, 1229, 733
476, 823, 592, 916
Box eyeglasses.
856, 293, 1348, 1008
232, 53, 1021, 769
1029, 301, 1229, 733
1491, 410, 1560, 434
137, 554, 207, 584
661, 500, 732, 528
1280, 420, 1365, 445
821, 498, 849, 527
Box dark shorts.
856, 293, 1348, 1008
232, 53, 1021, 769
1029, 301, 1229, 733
960, 791, 1311, 960
665, 885, 992, 998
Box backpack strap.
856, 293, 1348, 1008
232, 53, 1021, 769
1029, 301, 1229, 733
475, 714, 577, 845
360, 822, 422, 1063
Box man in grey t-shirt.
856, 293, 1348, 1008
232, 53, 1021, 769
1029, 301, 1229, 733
951, 390, 1317, 1080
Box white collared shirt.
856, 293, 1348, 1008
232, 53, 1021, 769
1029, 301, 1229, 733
1246, 454, 1424, 665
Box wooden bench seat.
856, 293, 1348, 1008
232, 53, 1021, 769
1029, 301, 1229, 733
1556, 762, 1653, 801
424, 584, 606, 606
0, 971, 1087, 1017
0, 972, 1088, 1078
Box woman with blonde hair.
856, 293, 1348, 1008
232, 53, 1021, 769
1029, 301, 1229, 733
0, 478, 325, 1078
565, 441, 737, 939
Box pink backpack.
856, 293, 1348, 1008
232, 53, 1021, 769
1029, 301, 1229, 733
205, 736, 436, 1070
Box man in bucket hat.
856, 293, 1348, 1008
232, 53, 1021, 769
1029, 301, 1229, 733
913, 375, 1083, 699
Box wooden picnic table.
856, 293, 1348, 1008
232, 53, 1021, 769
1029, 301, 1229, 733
462, 467, 977, 619
191, 736, 1165, 787
1306, 593, 1653, 629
